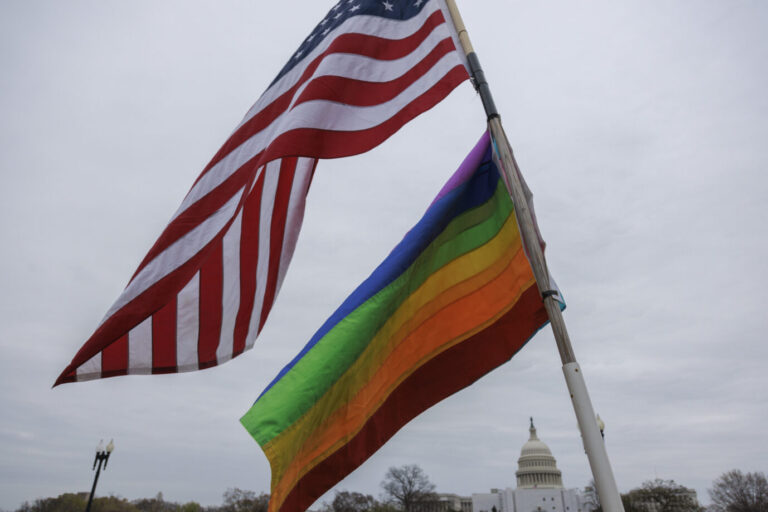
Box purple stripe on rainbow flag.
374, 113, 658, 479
429, 131, 491, 206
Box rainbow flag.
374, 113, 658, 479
240, 132, 560, 512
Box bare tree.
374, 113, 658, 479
221, 488, 269, 512
380, 465, 437, 512
584, 480, 602, 512
625, 479, 701, 512
320, 491, 377, 512
14, 494, 88, 512
15, 494, 140, 512
708, 470, 768, 512
134, 492, 178, 512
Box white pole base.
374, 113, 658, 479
562, 362, 624, 512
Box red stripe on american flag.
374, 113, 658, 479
101, 334, 128, 379
198, 239, 223, 369
293, 38, 456, 108
261, 65, 468, 161
151, 298, 178, 374
233, 173, 265, 357
258, 158, 297, 332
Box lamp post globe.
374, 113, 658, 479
85, 439, 114, 512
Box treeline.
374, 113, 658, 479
13, 489, 268, 512
11, 464, 433, 512
584, 470, 767, 512
12, 467, 768, 512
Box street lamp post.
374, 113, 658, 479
85, 439, 114, 512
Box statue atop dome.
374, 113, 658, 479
528, 417, 539, 440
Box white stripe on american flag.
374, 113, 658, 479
76, 352, 101, 380
56, 0, 468, 385
128, 317, 153, 375
276, 158, 315, 289
176, 272, 200, 370
217, 209, 243, 365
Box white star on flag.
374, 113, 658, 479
382, 1, 394, 11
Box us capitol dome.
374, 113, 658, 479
515, 418, 564, 489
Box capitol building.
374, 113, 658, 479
429, 419, 593, 512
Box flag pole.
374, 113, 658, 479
443, 2, 625, 511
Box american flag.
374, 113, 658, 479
56, 0, 469, 385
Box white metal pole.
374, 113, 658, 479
563, 363, 624, 512
442, 2, 624, 510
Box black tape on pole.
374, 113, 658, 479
467, 52, 499, 120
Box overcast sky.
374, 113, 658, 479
1, 1, 767, 511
